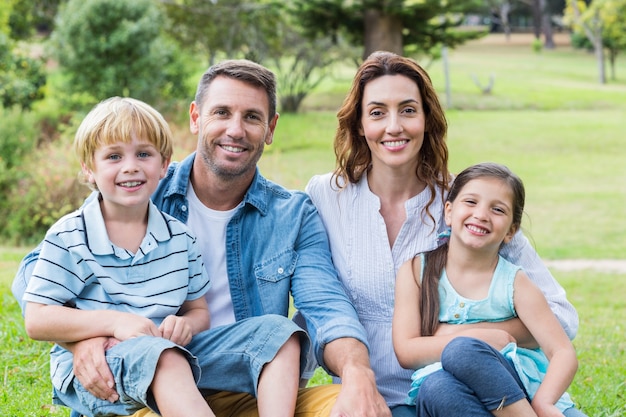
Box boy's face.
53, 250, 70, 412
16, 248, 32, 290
82, 134, 169, 216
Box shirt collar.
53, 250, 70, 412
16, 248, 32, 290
82, 195, 171, 256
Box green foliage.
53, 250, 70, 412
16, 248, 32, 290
50, 0, 191, 104
0, 107, 39, 233
289, 0, 487, 58
0, 33, 46, 110
162, 0, 285, 64
0, 106, 88, 245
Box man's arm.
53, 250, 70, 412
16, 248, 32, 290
323, 338, 391, 417
290, 198, 389, 416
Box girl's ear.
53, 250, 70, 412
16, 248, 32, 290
503, 223, 519, 244
444, 201, 452, 226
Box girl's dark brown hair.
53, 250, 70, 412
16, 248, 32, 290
419, 162, 526, 336
333, 51, 450, 226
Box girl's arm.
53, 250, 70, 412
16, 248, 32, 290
392, 258, 447, 368
434, 317, 538, 348
393, 258, 516, 369
159, 297, 210, 346
513, 271, 578, 415
24, 302, 160, 342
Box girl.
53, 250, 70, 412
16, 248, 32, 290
392, 162, 579, 417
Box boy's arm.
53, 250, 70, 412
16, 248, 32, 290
24, 302, 161, 342
159, 297, 210, 346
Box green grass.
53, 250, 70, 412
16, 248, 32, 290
3, 33, 626, 416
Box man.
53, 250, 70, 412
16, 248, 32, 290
13, 60, 390, 417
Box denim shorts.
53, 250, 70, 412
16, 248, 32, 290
54, 335, 198, 416
56, 314, 306, 416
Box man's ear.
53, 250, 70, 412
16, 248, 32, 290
189, 101, 200, 135
265, 113, 279, 146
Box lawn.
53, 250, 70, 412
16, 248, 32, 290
2, 33, 625, 416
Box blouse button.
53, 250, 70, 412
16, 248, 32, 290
459, 302, 465, 308
181, 205, 187, 212
277, 267, 284, 274
454, 313, 460, 319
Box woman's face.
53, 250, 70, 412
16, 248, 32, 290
359, 74, 426, 172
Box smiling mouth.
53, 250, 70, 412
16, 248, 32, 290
466, 224, 489, 235
382, 140, 409, 148
221, 145, 245, 153
118, 181, 143, 187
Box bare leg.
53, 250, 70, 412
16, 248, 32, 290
257, 334, 300, 417
151, 348, 216, 417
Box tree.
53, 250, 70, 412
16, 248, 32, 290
290, 0, 487, 60
567, 0, 626, 81
51, 0, 189, 103
161, 0, 283, 66
564, 0, 612, 84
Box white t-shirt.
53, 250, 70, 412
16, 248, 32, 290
187, 182, 239, 327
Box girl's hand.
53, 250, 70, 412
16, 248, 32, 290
159, 315, 193, 346
457, 328, 516, 351
532, 400, 565, 417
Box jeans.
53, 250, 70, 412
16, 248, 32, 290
415, 337, 588, 417
62, 315, 305, 417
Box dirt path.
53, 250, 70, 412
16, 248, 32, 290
545, 259, 626, 274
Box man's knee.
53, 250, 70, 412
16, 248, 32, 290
295, 385, 341, 417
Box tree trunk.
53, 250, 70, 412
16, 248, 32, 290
532, 0, 542, 39
363, 8, 403, 60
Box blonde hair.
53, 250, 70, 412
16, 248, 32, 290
74, 97, 173, 171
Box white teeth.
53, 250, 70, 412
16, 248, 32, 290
120, 181, 142, 187
383, 140, 408, 147
466, 225, 488, 234
222, 145, 244, 153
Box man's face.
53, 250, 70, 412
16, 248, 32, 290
190, 76, 278, 180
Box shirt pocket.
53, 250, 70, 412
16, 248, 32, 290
254, 249, 298, 283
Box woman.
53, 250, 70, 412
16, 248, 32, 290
306, 51, 581, 416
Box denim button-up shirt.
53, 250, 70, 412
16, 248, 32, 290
150, 153, 368, 369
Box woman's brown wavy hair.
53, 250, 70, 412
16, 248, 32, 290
333, 51, 450, 225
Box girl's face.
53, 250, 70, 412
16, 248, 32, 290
359, 74, 426, 172
444, 177, 518, 252
83, 134, 169, 217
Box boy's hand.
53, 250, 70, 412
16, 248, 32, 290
112, 313, 161, 341
159, 315, 193, 346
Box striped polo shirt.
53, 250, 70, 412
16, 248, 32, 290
24, 195, 211, 324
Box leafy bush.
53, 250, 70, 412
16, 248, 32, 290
50, 0, 191, 104
0, 33, 46, 110
0, 106, 88, 244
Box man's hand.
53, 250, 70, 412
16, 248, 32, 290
324, 338, 391, 417
70, 337, 119, 402
330, 363, 391, 417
